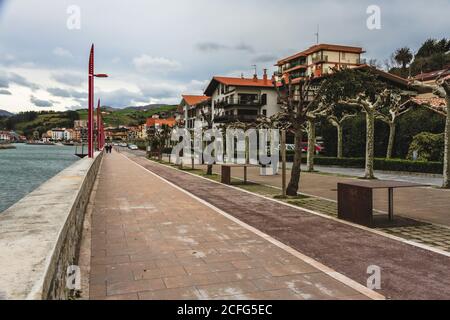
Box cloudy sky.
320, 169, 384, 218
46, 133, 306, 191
0, 0, 449, 112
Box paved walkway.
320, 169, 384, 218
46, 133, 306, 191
87, 151, 369, 300
162, 156, 450, 227
124, 151, 450, 300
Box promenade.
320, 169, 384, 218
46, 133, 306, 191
83, 150, 450, 300
85, 151, 371, 300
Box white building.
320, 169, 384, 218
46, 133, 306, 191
179, 95, 211, 129
51, 129, 65, 141
0, 131, 12, 141
203, 70, 281, 124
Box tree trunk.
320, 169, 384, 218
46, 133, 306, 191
287, 129, 303, 196
364, 111, 376, 179
386, 122, 396, 159
306, 119, 316, 172
206, 164, 213, 175
337, 123, 343, 159
443, 96, 450, 188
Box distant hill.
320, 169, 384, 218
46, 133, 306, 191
0, 105, 178, 138
123, 104, 170, 111
0, 109, 13, 117
76, 104, 177, 127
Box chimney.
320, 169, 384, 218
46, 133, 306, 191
241, 73, 244, 79
263, 69, 268, 83
253, 72, 258, 82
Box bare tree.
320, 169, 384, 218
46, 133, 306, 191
328, 114, 357, 159
200, 103, 215, 175
340, 91, 388, 179
409, 72, 449, 188
273, 75, 327, 195
376, 91, 412, 159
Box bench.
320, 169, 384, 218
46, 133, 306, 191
337, 180, 428, 227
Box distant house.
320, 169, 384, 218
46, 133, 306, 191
42, 133, 51, 143
51, 128, 65, 141
105, 127, 129, 142
145, 117, 176, 135
0, 131, 12, 142
179, 95, 211, 129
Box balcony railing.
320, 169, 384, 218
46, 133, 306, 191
312, 55, 328, 63
218, 97, 263, 107
214, 114, 258, 123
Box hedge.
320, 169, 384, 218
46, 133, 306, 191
297, 156, 443, 174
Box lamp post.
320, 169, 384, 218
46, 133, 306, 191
88, 44, 108, 158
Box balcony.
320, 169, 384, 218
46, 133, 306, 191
312, 55, 328, 64
214, 114, 258, 123
218, 96, 264, 107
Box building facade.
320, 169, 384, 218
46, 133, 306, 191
179, 95, 211, 130
276, 43, 365, 80
204, 70, 280, 124
0, 131, 12, 141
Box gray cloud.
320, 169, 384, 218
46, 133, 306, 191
0, 71, 39, 90
47, 87, 87, 99
96, 89, 146, 108
195, 42, 228, 52
0, 89, 12, 95
51, 72, 85, 87
252, 53, 278, 63
195, 42, 254, 53
30, 95, 53, 107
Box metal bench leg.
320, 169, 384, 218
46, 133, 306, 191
388, 188, 394, 221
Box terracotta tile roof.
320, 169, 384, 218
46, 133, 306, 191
204, 76, 276, 96
181, 95, 210, 106
413, 68, 450, 82
213, 76, 274, 87
277, 43, 365, 66
146, 117, 177, 127
411, 97, 447, 108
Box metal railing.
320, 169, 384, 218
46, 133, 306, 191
219, 97, 263, 107
214, 114, 258, 123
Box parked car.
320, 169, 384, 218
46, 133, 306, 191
301, 142, 325, 154
128, 144, 139, 150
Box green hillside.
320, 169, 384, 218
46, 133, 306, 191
0, 105, 178, 138
77, 105, 177, 127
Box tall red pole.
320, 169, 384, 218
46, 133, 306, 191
88, 44, 94, 158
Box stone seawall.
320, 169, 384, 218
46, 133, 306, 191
0, 152, 103, 300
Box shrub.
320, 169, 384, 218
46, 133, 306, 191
407, 132, 444, 162
298, 156, 443, 174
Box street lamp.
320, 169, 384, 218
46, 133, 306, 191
88, 44, 109, 158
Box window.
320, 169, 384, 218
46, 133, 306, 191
262, 109, 267, 117
261, 94, 267, 105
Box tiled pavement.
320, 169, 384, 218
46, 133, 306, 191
124, 151, 450, 300
162, 156, 450, 253
288, 197, 450, 253
87, 151, 369, 300
171, 157, 450, 227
